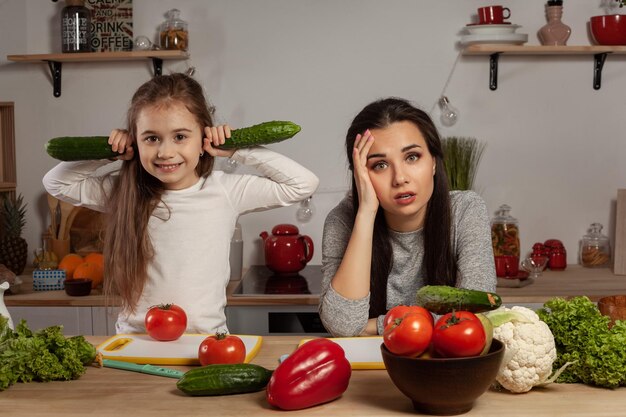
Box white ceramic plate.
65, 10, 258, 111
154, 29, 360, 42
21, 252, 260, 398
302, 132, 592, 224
465, 24, 521, 35
460, 33, 528, 46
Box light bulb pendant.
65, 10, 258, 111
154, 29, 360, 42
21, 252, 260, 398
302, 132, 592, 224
222, 158, 238, 173
296, 196, 315, 223
439, 96, 459, 127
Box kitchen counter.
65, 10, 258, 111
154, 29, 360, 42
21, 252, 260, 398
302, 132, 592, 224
1, 335, 625, 417
6, 265, 626, 307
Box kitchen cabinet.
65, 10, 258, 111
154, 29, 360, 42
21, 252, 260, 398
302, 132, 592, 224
5, 50, 189, 97
7, 265, 626, 336
7, 305, 118, 335
462, 45, 626, 90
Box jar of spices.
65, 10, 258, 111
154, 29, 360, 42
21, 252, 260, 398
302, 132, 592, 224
491, 204, 521, 257
159, 9, 188, 51
580, 223, 611, 268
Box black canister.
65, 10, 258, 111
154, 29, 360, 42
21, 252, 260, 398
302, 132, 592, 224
61, 0, 92, 53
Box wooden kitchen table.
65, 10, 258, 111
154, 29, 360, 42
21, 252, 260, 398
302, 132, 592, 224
1, 335, 625, 417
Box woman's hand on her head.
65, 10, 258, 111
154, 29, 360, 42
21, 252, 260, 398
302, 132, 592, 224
353, 130, 379, 214
107, 129, 135, 160
203, 125, 236, 158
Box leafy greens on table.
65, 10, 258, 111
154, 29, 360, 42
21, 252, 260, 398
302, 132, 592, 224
538, 296, 626, 388
0, 316, 97, 391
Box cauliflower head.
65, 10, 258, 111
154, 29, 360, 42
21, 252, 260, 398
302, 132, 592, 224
491, 306, 557, 393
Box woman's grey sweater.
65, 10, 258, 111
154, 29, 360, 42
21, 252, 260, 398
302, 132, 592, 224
319, 190, 497, 337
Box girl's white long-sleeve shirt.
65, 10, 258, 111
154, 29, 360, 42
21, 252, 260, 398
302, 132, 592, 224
43, 147, 319, 334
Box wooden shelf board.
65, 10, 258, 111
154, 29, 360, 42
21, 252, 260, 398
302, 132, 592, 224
6, 50, 189, 63
463, 44, 626, 55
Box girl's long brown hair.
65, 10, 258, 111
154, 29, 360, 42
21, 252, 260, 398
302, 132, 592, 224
344, 98, 457, 318
103, 74, 215, 313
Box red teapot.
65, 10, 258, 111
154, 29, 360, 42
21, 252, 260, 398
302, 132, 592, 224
259, 224, 314, 275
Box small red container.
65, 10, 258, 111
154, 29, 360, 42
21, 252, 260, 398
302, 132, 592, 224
590, 15, 626, 46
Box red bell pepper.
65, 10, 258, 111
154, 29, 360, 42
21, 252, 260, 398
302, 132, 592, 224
266, 338, 352, 410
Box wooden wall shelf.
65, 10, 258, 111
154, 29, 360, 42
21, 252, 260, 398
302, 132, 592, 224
6, 50, 189, 97
462, 45, 626, 90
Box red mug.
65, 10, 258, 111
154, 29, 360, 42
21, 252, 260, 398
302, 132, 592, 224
478, 5, 511, 24
494, 255, 519, 278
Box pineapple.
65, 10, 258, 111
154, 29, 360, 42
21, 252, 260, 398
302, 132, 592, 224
0, 194, 28, 275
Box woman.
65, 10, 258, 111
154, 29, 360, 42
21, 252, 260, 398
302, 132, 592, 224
319, 97, 495, 337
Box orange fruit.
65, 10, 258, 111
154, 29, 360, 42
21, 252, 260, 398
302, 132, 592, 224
58, 253, 84, 280
73, 261, 104, 289
84, 252, 104, 269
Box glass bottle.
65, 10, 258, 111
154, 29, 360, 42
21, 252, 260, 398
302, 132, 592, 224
538, 1, 571, 46
491, 204, 521, 257
580, 223, 611, 268
159, 9, 189, 51
61, 0, 92, 53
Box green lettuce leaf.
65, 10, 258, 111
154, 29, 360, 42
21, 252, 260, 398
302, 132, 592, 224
537, 296, 626, 388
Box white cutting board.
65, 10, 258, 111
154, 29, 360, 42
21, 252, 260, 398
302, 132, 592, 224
97, 334, 262, 365
299, 337, 385, 370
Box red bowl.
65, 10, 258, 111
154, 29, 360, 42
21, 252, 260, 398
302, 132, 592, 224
590, 15, 626, 45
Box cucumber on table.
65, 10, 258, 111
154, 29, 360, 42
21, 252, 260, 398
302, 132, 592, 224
176, 363, 273, 396
415, 285, 502, 315
45, 120, 301, 161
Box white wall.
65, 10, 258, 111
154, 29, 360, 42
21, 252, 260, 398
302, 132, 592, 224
1, 0, 625, 269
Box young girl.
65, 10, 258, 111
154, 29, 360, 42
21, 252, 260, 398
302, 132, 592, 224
43, 73, 319, 334
319, 97, 495, 337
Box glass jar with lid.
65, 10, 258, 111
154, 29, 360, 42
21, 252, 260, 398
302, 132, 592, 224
491, 204, 520, 257
580, 223, 611, 268
159, 9, 188, 51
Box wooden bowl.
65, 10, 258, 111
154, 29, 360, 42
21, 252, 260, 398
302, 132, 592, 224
64, 278, 93, 296
381, 339, 504, 415
598, 295, 626, 328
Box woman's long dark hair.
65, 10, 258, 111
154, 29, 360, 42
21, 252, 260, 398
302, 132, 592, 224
103, 73, 215, 313
345, 97, 456, 318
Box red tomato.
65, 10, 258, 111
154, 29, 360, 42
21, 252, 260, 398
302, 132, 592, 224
198, 333, 246, 365
432, 311, 486, 358
383, 313, 433, 357
384, 305, 434, 328
144, 304, 187, 341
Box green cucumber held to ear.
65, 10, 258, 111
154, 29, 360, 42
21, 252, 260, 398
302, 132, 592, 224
45, 121, 301, 161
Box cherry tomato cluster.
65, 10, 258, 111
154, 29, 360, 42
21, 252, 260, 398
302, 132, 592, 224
382, 305, 486, 359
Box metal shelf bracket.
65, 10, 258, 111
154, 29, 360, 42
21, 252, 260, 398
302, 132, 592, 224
152, 58, 163, 76
489, 53, 500, 91
593, 52, 608, 90
47, 61, 62, 97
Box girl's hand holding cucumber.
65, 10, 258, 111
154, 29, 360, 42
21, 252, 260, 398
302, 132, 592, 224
203, 125, 235, 159
108, 129, 134, 161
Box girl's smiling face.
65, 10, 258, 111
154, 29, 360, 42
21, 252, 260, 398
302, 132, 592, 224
367, 121, 436, 232
136, 100, 204, 190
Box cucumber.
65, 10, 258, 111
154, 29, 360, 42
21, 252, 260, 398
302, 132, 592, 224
45, 121, 301, 161
217, 120, 301, 150
176, 363, 273, 396
46, 136, 119, 161
415, 285, 502, 315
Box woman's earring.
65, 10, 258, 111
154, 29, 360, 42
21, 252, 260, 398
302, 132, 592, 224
200, 151, 204, 157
